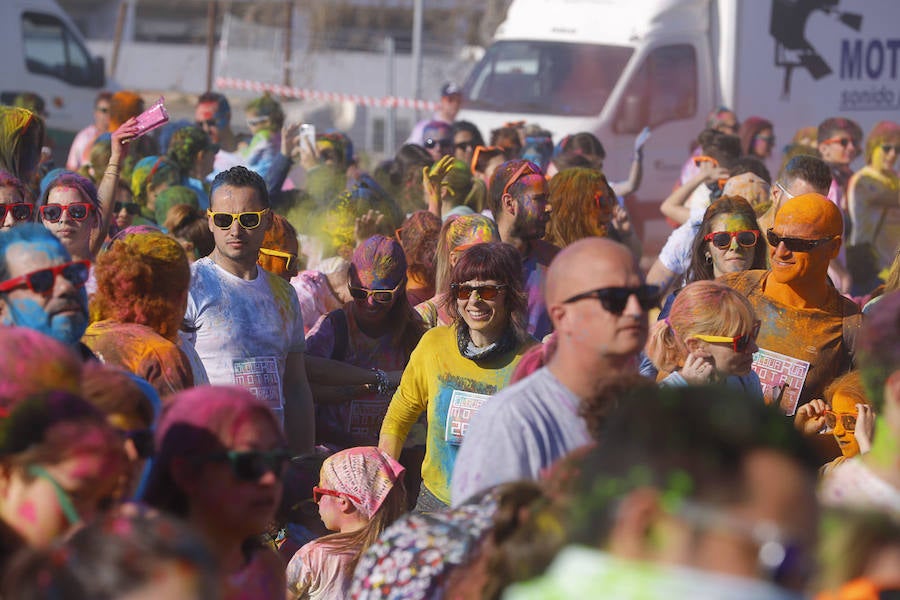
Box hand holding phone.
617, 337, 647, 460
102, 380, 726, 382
133, 97, 169, 138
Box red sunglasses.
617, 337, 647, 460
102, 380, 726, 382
0, 260, 91, 294
312, 486, 362, 504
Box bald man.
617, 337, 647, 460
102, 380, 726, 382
451, 238, 657, 505
721, 193, 861, 412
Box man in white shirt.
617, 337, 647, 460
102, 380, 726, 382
184, 166, 314, 453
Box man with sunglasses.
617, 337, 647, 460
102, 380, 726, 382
452, 238, 653, 505
66, 91, 112, 171
183, 166, 314, 454
488, 159, 558, 340
0, 224, 91, 356
721, 193, 861, 411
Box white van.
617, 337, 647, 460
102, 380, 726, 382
458, 0, 900, 251
0, 0, 109, 160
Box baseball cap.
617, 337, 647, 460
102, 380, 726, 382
441, 82, 462, 97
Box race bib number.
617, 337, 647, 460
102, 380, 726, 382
444, 390, 491, 445
232, 357, 282, 416
349, 398, 389, 440
752, 348, 810, 416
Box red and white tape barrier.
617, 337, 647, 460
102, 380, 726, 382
215, 77, 438, 111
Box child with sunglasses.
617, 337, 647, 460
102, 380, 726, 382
286, 446, 406, 600
646, 280, 763, 399
144, 386, 290, 600
794, 370, 875, 476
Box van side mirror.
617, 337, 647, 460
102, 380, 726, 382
88, 57, 106, 87
615, 94, 645, 134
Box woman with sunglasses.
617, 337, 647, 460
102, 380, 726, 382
0, 390, 126, 569
846, 120, 900, 296
380, 242, 536, 512
415, 214, 501, 329
739, 116, 776, 162
0, 170, 34, 231
686, 195, 768, 283
646, 280, 763, 398
305, 235, 424, 451
39, 120, 139, 260
286, 447, 406, 599
144, 385, 289, 599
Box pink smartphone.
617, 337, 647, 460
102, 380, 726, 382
133, 97, 169, 137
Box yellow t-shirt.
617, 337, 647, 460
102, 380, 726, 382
381, 325, 535, 504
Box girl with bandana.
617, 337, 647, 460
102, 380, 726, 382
286, 447, 406, 599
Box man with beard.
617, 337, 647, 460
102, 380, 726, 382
488, 159, 557, 340
0, 223, 93, 359
720, 193, 861, 410
452, 238, 655, 505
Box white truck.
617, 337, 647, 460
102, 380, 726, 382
1, 0, 110, 161
458, 0, 900, 252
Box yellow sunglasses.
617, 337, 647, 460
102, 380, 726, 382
207, 208, 269, 230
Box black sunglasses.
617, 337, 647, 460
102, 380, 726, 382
450, 283, 507, 301
114, 201, 141, 215
204, 449, 291, 482
0, 203, 34, 222
424, 138, 451, 150
454, 141, 475, 152
704, 230, 759, 250
766, 229, 835, 253
881, 144, 900, 154
563, 285, 659, 314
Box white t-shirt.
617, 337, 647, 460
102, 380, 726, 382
657, 204, 706, 275
184, 257, 305, 421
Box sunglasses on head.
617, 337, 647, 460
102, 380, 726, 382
0, 260, 90, 294
704, 229, 760, 250
348, 280, 403, 304
563, 284, 660, 314
881, 144, 900, 154
313, 486, 363, 504
824, 410, 857, 431
502, 162, 541, 197
40, 202, 93, 223
114, 201, 140, 215
205, 449, 291, 482
766, 228, 835, 253
259, 247, 299, 272
0, 202, 34, 222
822, 136, 854, 148
207, 208, 269, 230
451, 283, 507, 301
692, 321, 761, 353
424, 138, 451, 151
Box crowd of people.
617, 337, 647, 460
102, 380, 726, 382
0, 83, 896, 599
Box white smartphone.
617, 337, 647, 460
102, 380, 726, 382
299, 124, 316, 150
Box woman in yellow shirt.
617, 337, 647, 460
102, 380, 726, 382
379, 242, 536, 511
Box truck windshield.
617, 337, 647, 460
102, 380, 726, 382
463, 40, 633, 116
